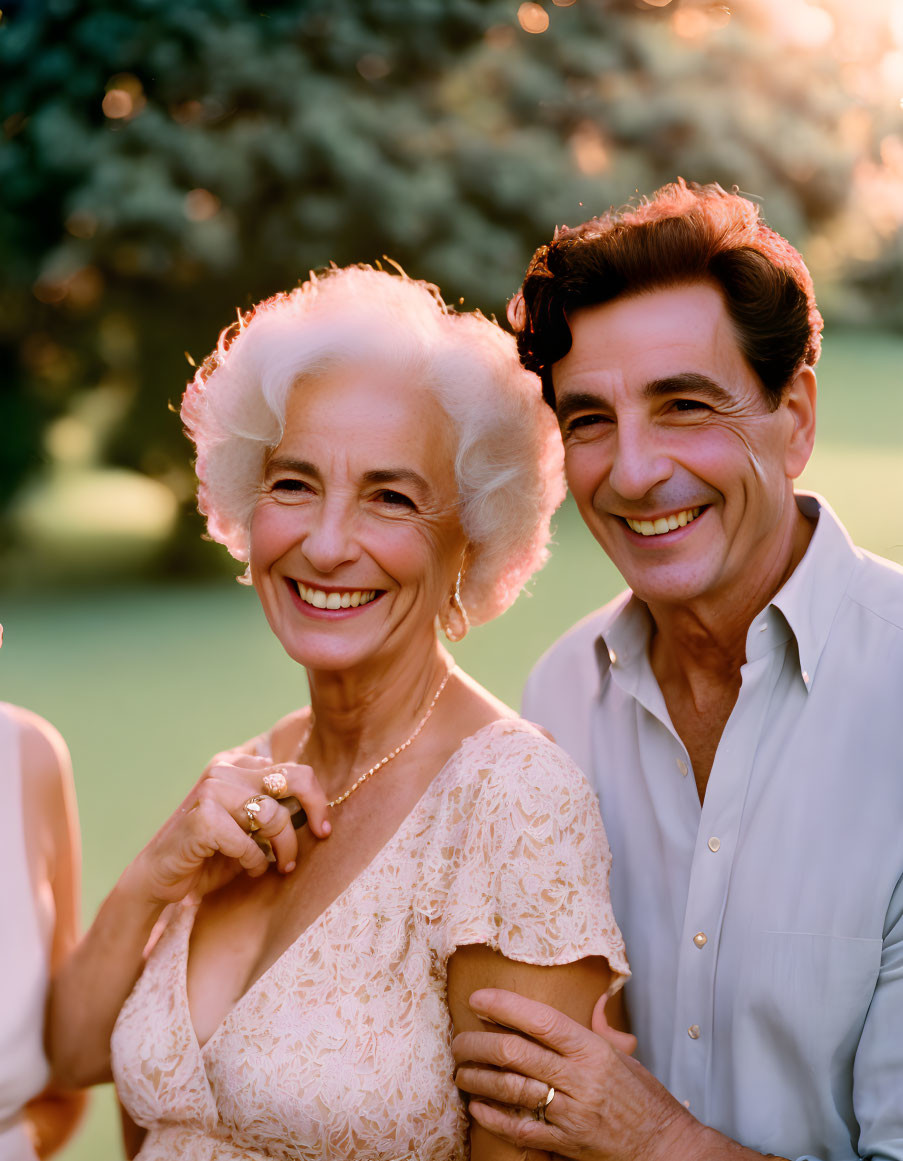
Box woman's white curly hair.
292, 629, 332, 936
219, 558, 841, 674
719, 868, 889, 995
181, 265, 565, 625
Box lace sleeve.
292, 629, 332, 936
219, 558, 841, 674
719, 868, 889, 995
438, 724, 629, 984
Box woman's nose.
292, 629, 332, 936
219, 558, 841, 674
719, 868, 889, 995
607, 426, 673, 501
300, 502, 361, 574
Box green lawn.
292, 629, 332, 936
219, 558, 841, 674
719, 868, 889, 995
1, 328, 900, 1161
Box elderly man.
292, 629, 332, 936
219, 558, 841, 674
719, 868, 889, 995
453, 181, 903, 1160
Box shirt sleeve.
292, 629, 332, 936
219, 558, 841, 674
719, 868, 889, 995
438, 724, 629, 985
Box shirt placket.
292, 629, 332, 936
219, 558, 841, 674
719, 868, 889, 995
666, 646, 784, 1118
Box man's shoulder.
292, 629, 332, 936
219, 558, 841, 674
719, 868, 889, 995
525, 591, 630, 695
533, 591, 631, 668
848, 547, 903, 634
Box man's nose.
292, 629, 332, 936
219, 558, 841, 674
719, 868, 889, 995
301, 499, 362, 574
608, 423, 673, 501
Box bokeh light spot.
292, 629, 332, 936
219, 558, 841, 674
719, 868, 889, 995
102, 73, 145, 120
485, 24, 517, 48
102, 89, 133, 119
775, 2, 834, 49
356, 53, 391, 80
65, 210, 97, 239
518, 3, 550, 34
571, 121, 610, 175
184, 189, 221, 222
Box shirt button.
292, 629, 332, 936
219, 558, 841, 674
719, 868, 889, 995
758, 623, 768, 633
676, 758, 689, 776
682, 1099, 691, 1109
708, 836, 721, 853
802, 669, 811, 685
693, 932, 708, 948
608, 648, 618, 665
688, 1025, 701, 1039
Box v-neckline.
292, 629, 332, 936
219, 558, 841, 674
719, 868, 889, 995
183, 718, 513, 1058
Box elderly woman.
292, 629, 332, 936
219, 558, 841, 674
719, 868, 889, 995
50, 267, 628, 1161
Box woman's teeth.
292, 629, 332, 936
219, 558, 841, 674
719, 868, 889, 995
625, 507, 702, 537
297, 584, 378, 609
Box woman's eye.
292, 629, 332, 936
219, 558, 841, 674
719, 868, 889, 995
271, 478, 312, 494
376, 489, 416, 509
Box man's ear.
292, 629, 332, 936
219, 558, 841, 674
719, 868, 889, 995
782, 365, 817, 480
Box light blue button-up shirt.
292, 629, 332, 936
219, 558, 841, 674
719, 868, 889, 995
523, 495, 903, 1160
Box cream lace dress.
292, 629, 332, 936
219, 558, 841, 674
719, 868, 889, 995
112, 720, 629, 1161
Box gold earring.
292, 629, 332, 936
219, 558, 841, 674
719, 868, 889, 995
443, 564, 470, 642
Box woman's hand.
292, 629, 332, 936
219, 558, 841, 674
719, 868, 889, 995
120, 750, 332, 908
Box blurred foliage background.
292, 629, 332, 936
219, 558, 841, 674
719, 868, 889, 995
1, 1, 902, 1156
2, 0, 903, 580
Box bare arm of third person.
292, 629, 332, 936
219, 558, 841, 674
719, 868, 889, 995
15, 709, 87, 1158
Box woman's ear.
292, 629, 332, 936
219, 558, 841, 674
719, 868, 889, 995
782, 365, 817, 481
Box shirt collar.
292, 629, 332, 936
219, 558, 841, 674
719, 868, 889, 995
767, 492, 859, 691
593, 492, 860, 695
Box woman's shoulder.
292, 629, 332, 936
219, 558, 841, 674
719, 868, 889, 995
449, 716, 597, 807
4, 703, 73, 801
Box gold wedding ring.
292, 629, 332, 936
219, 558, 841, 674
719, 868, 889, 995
262, 769, 288, 798
243, 794, 267, 833
532, 1085, 555, 1122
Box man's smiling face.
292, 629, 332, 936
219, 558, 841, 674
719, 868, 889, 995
553, 281, 813, 611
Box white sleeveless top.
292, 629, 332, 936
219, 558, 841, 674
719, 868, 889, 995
0, 705, 50, 1161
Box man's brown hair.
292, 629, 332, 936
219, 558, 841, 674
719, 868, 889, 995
511, 179, 823, 409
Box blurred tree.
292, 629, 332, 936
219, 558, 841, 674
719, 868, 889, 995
0, 0, 888, 567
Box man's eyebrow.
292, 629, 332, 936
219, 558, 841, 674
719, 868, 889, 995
644, 373, 732, 405
555, 392, 614, 425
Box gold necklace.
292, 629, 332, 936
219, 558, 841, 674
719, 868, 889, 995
296, 664, 455, 808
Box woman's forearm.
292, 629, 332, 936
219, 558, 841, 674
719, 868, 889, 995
48, 868, 165, 1088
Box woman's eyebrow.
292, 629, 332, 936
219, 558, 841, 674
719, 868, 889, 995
264, 456, 320, 478
362, 468, 432, 494
263, 459, 433, 494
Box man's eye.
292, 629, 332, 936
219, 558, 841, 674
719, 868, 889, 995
671, 399, 710, 412
565, 414, 609, 436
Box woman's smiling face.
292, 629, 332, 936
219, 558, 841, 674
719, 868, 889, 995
249, 363, 466, 673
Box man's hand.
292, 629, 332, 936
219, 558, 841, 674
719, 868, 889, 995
453, 988, 775, 1161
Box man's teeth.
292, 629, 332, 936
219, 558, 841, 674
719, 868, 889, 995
297, 584, 378, 609
625, 507, 702, 537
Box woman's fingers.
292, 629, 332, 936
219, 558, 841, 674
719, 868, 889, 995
240, 793, 300, 873
207, 760, 333, 841
279, 763, 331, 839
196, 780, 298, 872
173, 797, 270, 882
